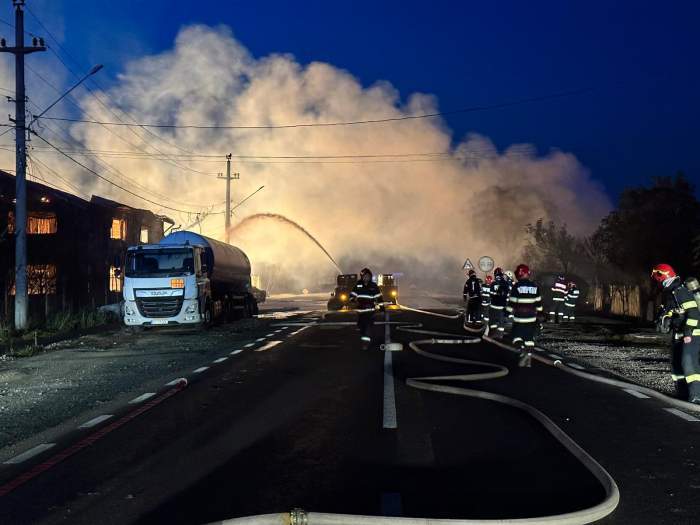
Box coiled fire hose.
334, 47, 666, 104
210, 309, 620, 525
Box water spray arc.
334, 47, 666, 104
228, 213, 343, 274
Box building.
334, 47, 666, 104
0, 170, 173, 323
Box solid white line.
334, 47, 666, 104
244, 343, 256, 348
230, 349, 244, 355
383, 351, 398, 429
255, 340, 283, 352
212, 357, 228, 363
624, 389, 651, 399
78, 414, 113, 429
665, 408, 700, 422
3, 443, 56, 464
193, 366, 209, 374
128, 392, 156, 404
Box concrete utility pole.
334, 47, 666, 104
218, 153, 239, 244
0, 1, 46, 331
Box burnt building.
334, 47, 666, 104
0, 170, 173, 323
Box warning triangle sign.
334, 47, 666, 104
462, 258, 474, 270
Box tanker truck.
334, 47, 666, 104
119, 231, 264, 328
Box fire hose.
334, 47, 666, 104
210, 314, 619, 525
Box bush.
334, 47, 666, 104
46, 308, 107, 332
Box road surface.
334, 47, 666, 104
0, 294, 698, 524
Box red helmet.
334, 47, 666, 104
494, 267, 503, 277
486, 275, 493, 284
651, 263, 676, 283
515, 264, 530, 280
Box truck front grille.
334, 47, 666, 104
136, 296, 184, 318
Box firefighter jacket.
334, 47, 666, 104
565, 286, 580, 307
661, 277, 700, 338
490, 276, 510, 309
351, 280, 383, 313
551, 279, 568, 302
507, 278, 543, 323
463, 276, 481, 301
481, 283, 491, 306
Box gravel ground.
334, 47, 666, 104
537, 314, 676, 396
0, 317, 275, 461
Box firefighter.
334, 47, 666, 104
507, 264, 543, 367
489, 268, 510, 336
549, 274, 568, 323
463, 269, 482, 323
652, 263, 700, 403
563, 281, 580, 321
481, 275, 493, 323
350, 268, 384, 345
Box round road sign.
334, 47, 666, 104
478, 256, 494, 273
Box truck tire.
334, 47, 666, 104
201, 300, 213, 329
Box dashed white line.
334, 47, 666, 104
665, 408, 700, 422
165, 378, 185, 387
266, 333, 275, 337
255, 340, 283, 352
244, 343, 256, 348
129, 392, 156, 404
193, 366, 209, 374
624, 389, 651, 399
383, 351, 398, 429
78, 414, 113, 428
230, 349, 244, 355
3, 443, 55, 464
255, 337, 267, 342
212, 357, 228, 363
274, 329, 284, 333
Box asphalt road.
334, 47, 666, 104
0, 297, 699, 524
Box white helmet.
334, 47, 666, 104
505, 270, 515, 280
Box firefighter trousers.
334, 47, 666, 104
358, 311, 375, 342
549, 300, 565, 323
489, 306, 506, 335
511, 321, 537, 349
671, 335, 700, 402
564, 303, 576, 321
466, 298, 481, 322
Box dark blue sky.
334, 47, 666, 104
21, 0, 700, 200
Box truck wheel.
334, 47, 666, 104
201, 300, 213, 329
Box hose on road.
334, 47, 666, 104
211, 315, 619, 525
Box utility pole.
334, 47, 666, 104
0, 1, 46, 331
218, 153, 239, 244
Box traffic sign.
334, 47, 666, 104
478, 256, 494, 273
462, 259, 474, 271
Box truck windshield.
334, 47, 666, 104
125, 248, 194, 277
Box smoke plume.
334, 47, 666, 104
1, 25, 611, 292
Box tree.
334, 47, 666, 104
593, 172, 700, 279
523, 219, 581, 274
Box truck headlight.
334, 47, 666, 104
185, 302, 198, 314
391, 290, 397, 297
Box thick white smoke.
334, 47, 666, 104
2, 25, 611, 292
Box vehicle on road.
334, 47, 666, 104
378, 273, 399, 305
327, 273, 358, 310
119, 231, 264, 328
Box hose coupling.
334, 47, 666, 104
290, 508, 308, 525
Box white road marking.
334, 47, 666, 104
193, 366, 209, 374
266, 333, 275, 337
665, 408, 700, 422
244, 343, 256, 348
567, 363, 586, 370
230, 349, 244, 355
290, 325, 311, 337
274, 329, 284, 333
255, 337, 266, 342
212, 357, 228, 363
78, 414, 113, 428
3, 443, 56, 464
624, 389, 651, 399
383, 351, 398, 429
255, 340, 283, 352
129, 392, 156, 404
165, 378, 185, 387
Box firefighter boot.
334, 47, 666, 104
688, 381, 700, 405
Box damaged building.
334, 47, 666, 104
0, 170, 173, 323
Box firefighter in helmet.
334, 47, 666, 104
507, 264, 543, 367
563, 281, 580, 321
652, 263, 700, 403
481, 275, 493, 323
489, 268, 510, 336
463, 269, 482, 323
549, 274, 568, 323
350, 268, 384, 345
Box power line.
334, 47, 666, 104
32, 132, 218, 214
35, 88, 592, 130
